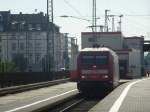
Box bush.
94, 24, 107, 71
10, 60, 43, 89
0, 61, 17, 72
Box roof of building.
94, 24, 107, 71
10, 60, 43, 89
115, 49, 132, 52
0, 11, 59, 32
81, 47, 110, 51
82, 32, 122, 35
10, 12, 47, 23
124, 36, 144, 40
115, 49, 132, 54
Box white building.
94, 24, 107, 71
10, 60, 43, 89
115, 49, 141, 78
82, 32, 123, 49
81, 31, 144, 78
145, 52, 150, 72
53, 33, 69, 71
0, 11, 78, 72
0, 32, 48, 72
124, 36, 144, 76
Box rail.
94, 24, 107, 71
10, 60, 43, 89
39, 94, 101, 112
0, 78, 70, 96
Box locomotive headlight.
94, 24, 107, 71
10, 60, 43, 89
81, 75, 86, 79
103, 75, 109, 78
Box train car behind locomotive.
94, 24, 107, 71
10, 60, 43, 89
70, 47, 119, 92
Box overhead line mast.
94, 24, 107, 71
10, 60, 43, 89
47, 0, 54, 23
104, 9, 110, 32
47, 0, 54, 72
92, 0, 97, 32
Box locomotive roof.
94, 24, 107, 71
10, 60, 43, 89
80, 47, 118, 56
81, 47, 112, 52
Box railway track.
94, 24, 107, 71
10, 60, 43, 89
67, 99, 99, 112
49, 95, 84, 112
38, 80, 129, 112
0, 78, 70, 96
40, 90, 110, 112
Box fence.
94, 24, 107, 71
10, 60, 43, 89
0, 71, 70, 88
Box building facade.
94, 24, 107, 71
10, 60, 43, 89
81, 32, 123, 49
81, 31, 144, 78
124, 36, 144, 75
0, 11, 78, 72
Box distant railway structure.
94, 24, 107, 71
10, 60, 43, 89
77, 3, 147, 79
81, 32, 145, 79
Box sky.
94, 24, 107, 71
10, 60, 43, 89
0, 0, 150, 44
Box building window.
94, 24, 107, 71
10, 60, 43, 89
12, 53, 17, 61
11, 21, 17, 30
20, 24, 24, 30
11, 34, 16, 39
35, 42, 41, 49
0, 46, 1, 52
0, 14, 3, 21
11, 24, 16, 30
0, 36, 2, 42
88, 37, 97, 42
20, 21, 25, 30
0, 25, 3, 32
27, 33, 32, 39
20, 43, 24, 50
28, 42, 32, 48
19, 35, 24, 39
28, 24, 33, 31
36, 24, 41, 31
12, 43, 17, 51
35, 53, 40, 63
28, 54, 33, 64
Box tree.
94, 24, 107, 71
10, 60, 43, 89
0, 61, 17, 72
12, 54, 27, 72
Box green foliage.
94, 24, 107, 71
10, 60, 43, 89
0, 61, 17, 72
12, 54, 27, 72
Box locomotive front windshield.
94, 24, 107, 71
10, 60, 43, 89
81, 55, 108, 65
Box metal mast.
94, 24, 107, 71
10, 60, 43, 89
47, 0, 54, 23
47, 0, 54, 72
92, 0, 97, 32
112, 15, 115, 32
104, 9, 110, 32
118, 15, 123, 32
109, 15, 115, 32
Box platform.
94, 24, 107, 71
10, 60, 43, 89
89, 77, 150, 112
0, 82, 78, 112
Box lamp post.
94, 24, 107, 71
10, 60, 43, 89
60, 15, 100, 32
60, 15, 91, 22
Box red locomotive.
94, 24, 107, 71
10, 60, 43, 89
71, 47, 119, 92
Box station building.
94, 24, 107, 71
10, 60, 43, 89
81, 32, 144, 78
82, 32, 123, 50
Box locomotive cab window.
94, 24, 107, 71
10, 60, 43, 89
81, 55, 108, 65
95, 55, 108, 65
81, 55, 94, 64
